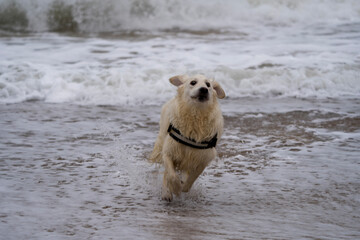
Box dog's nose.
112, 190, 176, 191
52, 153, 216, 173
199, 87, 208, 94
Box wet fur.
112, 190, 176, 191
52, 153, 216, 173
150, 74, 225, 201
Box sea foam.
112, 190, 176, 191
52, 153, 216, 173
0, 0, 359, 105
0, 0, 360, 33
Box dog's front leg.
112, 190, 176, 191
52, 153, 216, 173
182, 164, 207, 192
162, 154, 182, 201
161, 171, 173, 202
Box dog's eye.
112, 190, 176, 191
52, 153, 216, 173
206, 82, 211, 88
190, 81, 197, 86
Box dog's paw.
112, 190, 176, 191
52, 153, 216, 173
182, 180, 195, 192
168, 175, 182, 196
182, 185, 190, 192
161, 189, 173, 202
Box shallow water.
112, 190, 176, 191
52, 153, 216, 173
1, 99, 359, 239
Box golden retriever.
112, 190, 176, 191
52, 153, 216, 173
150, 74, 225, 201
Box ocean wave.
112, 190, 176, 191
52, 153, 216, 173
1, 0, 359, 105
1, 62, 359, 105
0, 0, 359, 33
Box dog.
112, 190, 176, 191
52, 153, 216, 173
150, 74, 225, 201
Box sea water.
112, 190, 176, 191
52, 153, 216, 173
0, 0, 359, 239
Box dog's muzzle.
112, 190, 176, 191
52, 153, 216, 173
196, 87, 209, 102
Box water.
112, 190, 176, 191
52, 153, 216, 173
1, 0, 360, 239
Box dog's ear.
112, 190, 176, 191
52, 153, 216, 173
169, 75, 186, 87
213, 81, 226, 99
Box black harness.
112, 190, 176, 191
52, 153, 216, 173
167, 124, 217, 149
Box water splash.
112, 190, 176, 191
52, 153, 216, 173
0, 0, 359, 33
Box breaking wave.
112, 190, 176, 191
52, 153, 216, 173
1, 0, 359, 104
1, 63, 359, 105
0, 0, 359, 33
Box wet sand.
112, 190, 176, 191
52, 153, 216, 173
0, 98, 359, 239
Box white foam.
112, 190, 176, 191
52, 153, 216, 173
1, 61, 358, 105
1, 1, 359, 105
6, 0, 360, 32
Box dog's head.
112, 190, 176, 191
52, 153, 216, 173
169, 74, 225, 105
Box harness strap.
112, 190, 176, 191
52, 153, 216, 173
167, 124, 217, 149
